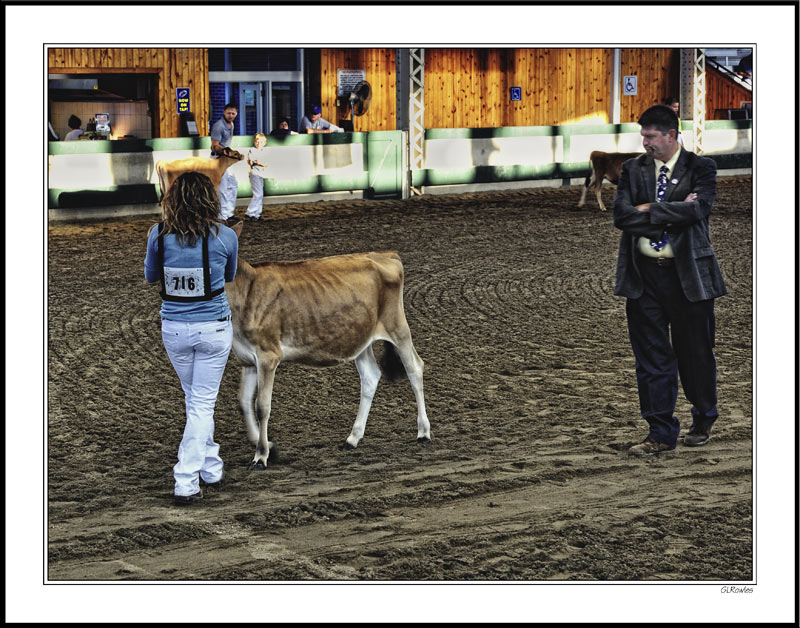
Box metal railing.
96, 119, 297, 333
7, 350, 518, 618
706, 57, 752, 90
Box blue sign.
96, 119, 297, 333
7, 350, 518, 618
176, 87, 191, 114
510, 86, 522, 101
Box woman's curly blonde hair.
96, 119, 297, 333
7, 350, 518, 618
161, 171, 222, 246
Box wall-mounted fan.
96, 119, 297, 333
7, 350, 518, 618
347, 80, 372, 118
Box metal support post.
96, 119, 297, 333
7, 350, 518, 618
693, 49, 706, 155
679, 48, 694, 121
408, 48, 425, 196
610, 48, 621, 124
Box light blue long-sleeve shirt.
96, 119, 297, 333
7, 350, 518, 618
144, 223, 238, 321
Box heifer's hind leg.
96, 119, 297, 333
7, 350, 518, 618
387, 330, 431, 444
239, 366, 260, 446
342, 344, 381, 450
595, 182, 607, 211
594, 173, 608, 211
250, 354, 279, 471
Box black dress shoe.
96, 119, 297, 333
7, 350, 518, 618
173, 489, 203, 504
684, 425, 712, 447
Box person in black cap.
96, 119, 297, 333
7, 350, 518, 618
299, 104, 343, 134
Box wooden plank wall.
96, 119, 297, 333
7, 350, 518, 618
318, 48, 618, 130
319, 49, 397, 131
49, 48, 749, 135
424, 48, 614, 128
619, 48, 682, 123
48, 48, 209, 138
320, 48, 748, 130
706, 64, 752, 119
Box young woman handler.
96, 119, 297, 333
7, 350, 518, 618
144, 171, 239, 504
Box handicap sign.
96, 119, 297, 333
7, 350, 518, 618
623, 75, 637, 96
176, 87, 191, 114
510, 86, 522, 101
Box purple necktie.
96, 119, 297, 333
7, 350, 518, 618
649, 165, 670, 251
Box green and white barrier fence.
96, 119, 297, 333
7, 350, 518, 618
48, 120, 751, 211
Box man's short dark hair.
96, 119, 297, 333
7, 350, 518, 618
638, 104, 679, 135
224, 103, 237, 111
68, 115, 81, 129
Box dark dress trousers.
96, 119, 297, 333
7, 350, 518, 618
612, 149, 727, 446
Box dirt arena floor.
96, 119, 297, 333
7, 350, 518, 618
47, 177, 753, 581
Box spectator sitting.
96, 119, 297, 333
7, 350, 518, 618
662, 97, 683, 146
299, 105, 344, 134
735, 53, 752, 79
270, 117, 298, 138
64, 115, 84, 141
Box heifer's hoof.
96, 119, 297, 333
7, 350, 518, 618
248, 460, 267, 471
417, 437, 432, 446
340, 441, 357, 451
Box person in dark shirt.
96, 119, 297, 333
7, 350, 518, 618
735, 52, 752, 79
270, 117, 298, 138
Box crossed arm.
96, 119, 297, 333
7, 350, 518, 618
635, 192, 697, 213
613, 158, 717, 238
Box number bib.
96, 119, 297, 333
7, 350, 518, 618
156, 222, 224, 303
163, 266, 206, 298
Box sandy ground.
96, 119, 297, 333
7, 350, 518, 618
47, 177, 752, 581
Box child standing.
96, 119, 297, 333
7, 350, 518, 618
245, 133, 269, 221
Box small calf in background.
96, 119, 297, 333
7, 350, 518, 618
578, 151, 642, 211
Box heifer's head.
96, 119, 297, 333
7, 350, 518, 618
221, 146, 245, 161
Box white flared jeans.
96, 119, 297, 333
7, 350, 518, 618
246, 173, 264, 218
161, 319, 233, 496
217, 169, 238, 220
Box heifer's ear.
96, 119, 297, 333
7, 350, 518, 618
231, 220, 244, 238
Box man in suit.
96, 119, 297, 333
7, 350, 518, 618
612, 104, 727, 456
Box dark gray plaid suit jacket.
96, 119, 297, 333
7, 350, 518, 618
612, 149, 727, 303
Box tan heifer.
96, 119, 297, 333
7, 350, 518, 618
155, 146, 244, 202
226, 222, 431, 470
577, 151, 643, 211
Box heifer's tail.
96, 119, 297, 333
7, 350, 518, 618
579, 164, 594, 207
379, 342, 406, 382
